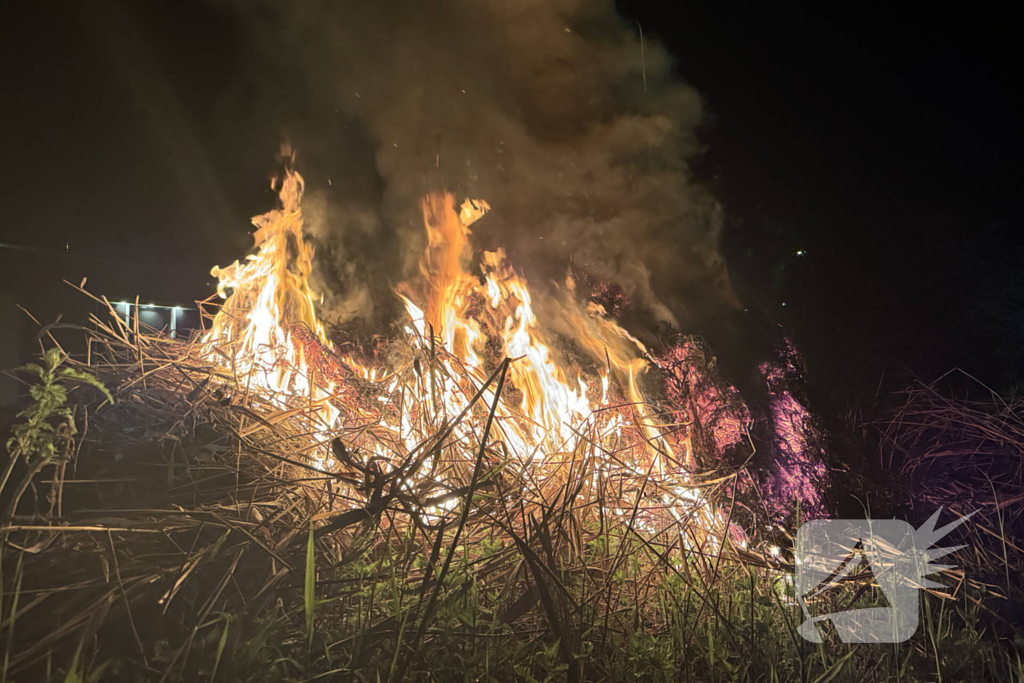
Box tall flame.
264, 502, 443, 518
399, 192, 700, 505
203, 170, 339, 463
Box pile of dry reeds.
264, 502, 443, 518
0, 291, 778, 681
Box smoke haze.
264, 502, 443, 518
226, 0, 737, 333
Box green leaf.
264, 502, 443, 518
85, 661, 111, 683
811, 648, 856, 683
44, 347, 64, 370
63, 639, 84, 683
211, 617, 231, 681
305, 520, 316, 645
60, 368, 114, 406
207, 530, 232, 560
18, 363, 45, 380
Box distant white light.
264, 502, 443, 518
794, 250, 806, 257
115, 302, 192, 312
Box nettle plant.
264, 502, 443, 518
0, 347, 111, 525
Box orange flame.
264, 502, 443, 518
400, 192, 695, 480
203, 170, 339, 465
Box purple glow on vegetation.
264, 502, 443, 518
768, 390, 827, 514
658, 340, 751, 458
761, 339, 829, 518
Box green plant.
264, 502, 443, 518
0, 348, 111, 526
60, 636, 111, 683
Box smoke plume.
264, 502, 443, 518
229, 0, 737, 333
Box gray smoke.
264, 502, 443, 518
231, 0, 737, 332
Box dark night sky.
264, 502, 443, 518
616, 2, 1023, 398
1, 1, 1020, 402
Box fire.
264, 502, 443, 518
202, 168, 723, 540
202, 170, 340, 464
403, 194, 488, 371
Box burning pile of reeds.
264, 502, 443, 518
0, 292, 779, 681
0, 170, 785, 680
